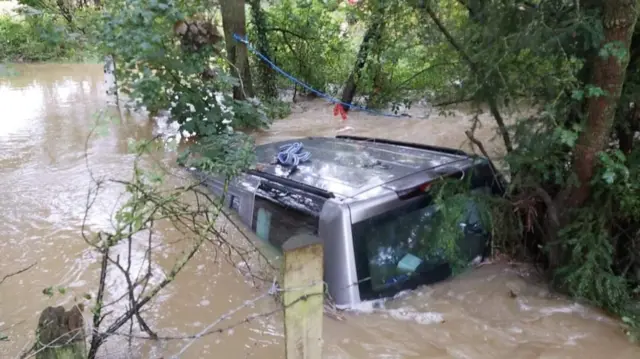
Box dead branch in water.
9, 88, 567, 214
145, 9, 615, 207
0, 262, 36, 345
13, 118, 345, 358
0, 261, 37, 286
82, 165, 257, 358
17, 125, 287, 358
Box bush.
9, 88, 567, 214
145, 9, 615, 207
0, 14, 96, 63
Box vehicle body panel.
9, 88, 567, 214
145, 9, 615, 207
186, 135, 505, 307
253, 136, 474, 199
318, 199, 360, 306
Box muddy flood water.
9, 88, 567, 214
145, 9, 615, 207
1, 64, 639, 359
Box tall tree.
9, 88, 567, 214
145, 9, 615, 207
248, 0, 278, 99
220, 0, 255, 100
561, 0, 639, 209
339, 2, 386, 111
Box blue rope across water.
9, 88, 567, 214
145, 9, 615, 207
233, 33, 404, 118
277, 142, 311, 166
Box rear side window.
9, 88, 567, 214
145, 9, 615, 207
352, 187, 491, 300
251, 196, 319, 250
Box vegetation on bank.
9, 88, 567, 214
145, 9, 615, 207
3, 0, 640, 351
0, 12, 98, 63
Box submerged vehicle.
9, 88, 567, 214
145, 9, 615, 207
188, 135, 504, 307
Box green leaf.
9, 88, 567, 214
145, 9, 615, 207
586, 85, 606, 98
571, 89, 584, 101
148, 170, 163, 183
42, 287, 54, 297
57, 287, 66, 295
602, 170, 616, 185
557, 128, 578, 147
599, 41, 628, 61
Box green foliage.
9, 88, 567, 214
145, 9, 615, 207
41, 285, 68, 297
0, 0, 106, 63
599, 41, 629, 62
355, 0, 463, 108
260, 0, 467, 108
99, 0, 274, 175
247, 0, 278, 99
0, 13, 96, 62
42, 286, 54, 297
74, 125, 245, 356
257, 2, 639, 339
178, 131, 257, 179
412, 177, 496, 274
99, 0, 191, 115
408, 0, 640, 337
556, 212, 629, 309
258, 0, 354, 95
4, 0, 639, 344
261, 98, 292, 119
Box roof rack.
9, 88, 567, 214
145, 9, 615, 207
335, 135, 468, 156
245, 169, 335, 199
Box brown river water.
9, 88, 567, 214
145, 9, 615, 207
1, 63, 639, 359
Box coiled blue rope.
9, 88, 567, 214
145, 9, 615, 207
277, 142, 311, 166
233, 33, 404, 118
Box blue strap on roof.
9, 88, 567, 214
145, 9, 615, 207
277, 142, 311, 166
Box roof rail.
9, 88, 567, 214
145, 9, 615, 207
335, 135, 468, 156
245, 169, 335, 199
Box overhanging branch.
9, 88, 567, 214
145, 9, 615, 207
417, 2, 514, 152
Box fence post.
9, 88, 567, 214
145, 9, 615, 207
282, 234, 324, 359
35, 305, 86, 359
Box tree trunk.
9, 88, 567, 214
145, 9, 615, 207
220, 0, 254, 100
546, 0, 639, 271
248, 0, 278, 100
562, 0, 638, 209
339, 7, 386, 112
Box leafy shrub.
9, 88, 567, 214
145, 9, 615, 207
99, 0, 272, 174
0, 12, 98, 63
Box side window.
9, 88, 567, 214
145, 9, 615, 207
352, 186, 493, 300
251, 196, 319, 250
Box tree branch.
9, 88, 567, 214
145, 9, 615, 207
263, 27, 315, 41
465, 128, 505, 194
392, 62, 453, 91
421, 4, 514, 152
423, 6, 476, 71
434, 97, 474, 107
0, 262, 37, 286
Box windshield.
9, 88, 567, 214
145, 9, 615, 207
351, 188, 489, 300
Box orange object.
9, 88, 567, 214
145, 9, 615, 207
333, 103, 348, 121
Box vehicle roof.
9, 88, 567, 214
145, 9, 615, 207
250, 135, 477, 200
